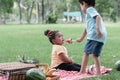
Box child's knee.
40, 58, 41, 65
92, 54, 99, 58
84, 53, 89, 56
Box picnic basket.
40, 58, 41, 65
0, 62, 36, 80
0, 62, 59, 80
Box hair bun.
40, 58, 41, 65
44, 29, 50, 36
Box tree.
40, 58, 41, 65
96, 0, 111, 20
0, 0, 14, 24
56, 0, 66, 18
70, 0, 79, 11
16, 0, 22, 24
41, 0, 44, 24
25, 0, 35, 24
17, 0, 36, 24
109, 0, 120, 22
66, 0, 71, 22
45, 0, 58, 23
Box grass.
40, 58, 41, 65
0, 22, 120, 80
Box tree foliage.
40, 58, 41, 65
0, 0, 14, 14
0, 0, 119, 24
46, 13, 57, 24
0, 0, 14, 24
96, 0, 111, 17
109, 0, 120, 22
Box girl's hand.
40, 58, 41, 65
66, 38, 72, 44
69, 58, 74, 64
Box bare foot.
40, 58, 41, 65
78, 71, 86, 75
86, 65, 94, 74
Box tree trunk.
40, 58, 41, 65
26, 7, 30, 23
36, 1, 39, 24
41, 0, 44, 24
37, 2, 40, 23
79, 6, 85, 22
117, 1, 120, 18
66, 0, 70, 22
0, 14, 6, 24
28, 1, 35, 24
17, 0, 22, 24
52, 0, 56, 15
0, 15, 2, 24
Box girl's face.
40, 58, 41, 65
80, 2, 88, 13
52, 32, 64, 45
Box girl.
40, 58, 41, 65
44, 29, 81, 71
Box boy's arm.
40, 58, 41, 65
77, 28, 87, 42
58, 53, 73, 64
96, 15, 102, 38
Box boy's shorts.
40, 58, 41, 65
84, 39, 104, 57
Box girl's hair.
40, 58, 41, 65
78, 0, 95, 7
44, 29, 59, 44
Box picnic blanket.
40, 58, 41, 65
53, 65, 112, 80
0, 65, 112, 80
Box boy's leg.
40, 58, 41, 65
80, 53, 89, 74
93, 54, 101, 76
92, 41, 103, 76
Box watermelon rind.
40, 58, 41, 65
115, 60, 120, 71
26, 68, 46, 80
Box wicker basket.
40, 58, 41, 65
0, 62, 60, 80
0, 62, 36, 80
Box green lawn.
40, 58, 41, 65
0, 22, 120, 80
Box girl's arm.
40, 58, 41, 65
96, 15, 102, 38
58, 53, 73, 64
77, 28, 87, 42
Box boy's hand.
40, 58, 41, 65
97, 29, 102, 38
76, 38, 83, 43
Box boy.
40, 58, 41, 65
77, 0, 107, 76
